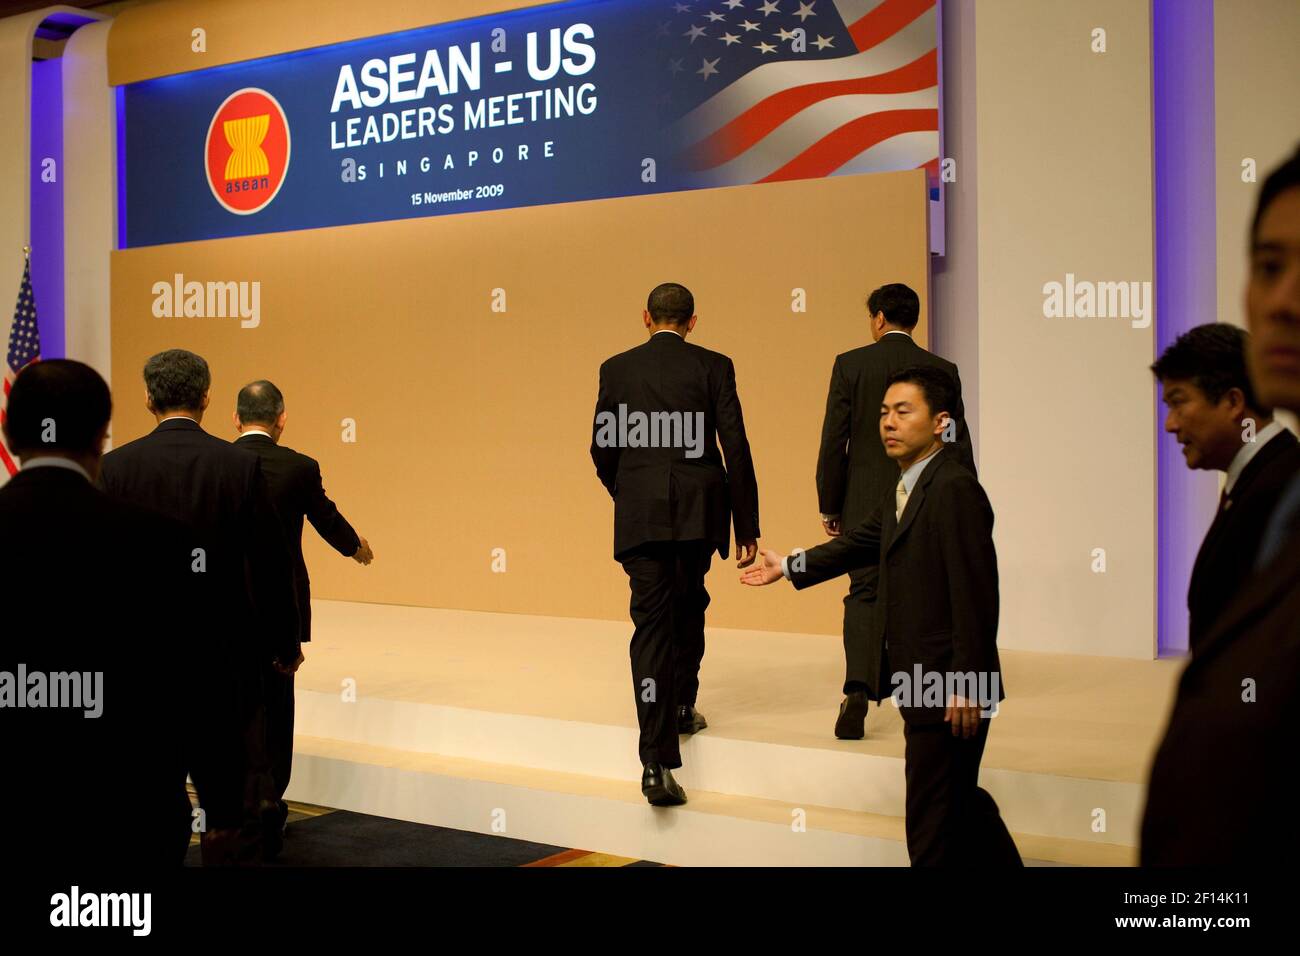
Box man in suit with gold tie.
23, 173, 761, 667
742, 367, 1019, 865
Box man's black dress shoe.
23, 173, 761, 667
261, 799, 288, 861
834, 690, 869, 740
677, 705, 708, 735
641, 762, 688, 806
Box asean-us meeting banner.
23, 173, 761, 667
119, 0, 940, 248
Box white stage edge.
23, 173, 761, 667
284, 601, 1180, 866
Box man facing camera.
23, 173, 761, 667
1152, 323, 1300, 655
816, 282, 975, 739
742, 367, 1019, 866
232, 379, 373, 844
1143, 146, 1300, 864
591, 282, 760, 807
98, 349, 300, 865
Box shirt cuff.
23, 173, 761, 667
781, 555, 791, 580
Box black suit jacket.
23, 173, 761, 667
234, 432, 360, 641
591, 331, 760, 560
789, 448, 1003, 723
1141, 507, 1300, 865
1187, 428, 1300, 654
817, 333, 975, 538
0, 465, 193, 865
98, 418, 300, 667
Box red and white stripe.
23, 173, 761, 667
673, 0, 939, 186
1, 374, 20, 480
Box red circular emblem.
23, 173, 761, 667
204, 87, 290, 215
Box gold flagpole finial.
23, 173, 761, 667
23, 243, 31, 259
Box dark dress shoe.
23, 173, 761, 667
834, 690, 869, 740
677, 705, 708, 735
641, 762, 688, 806
258, 798, 288, 861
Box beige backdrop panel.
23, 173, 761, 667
110, 169, 931, 635
1215, 0, 1300, 334
975, 0, 1156, 659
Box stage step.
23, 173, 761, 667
286, 735, 1133, 867
295, 689, 1146, 851
290, 600, 1173, 863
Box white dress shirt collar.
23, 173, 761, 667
1225, 420, 1286, 495
20, 456, 91, 482
899, 446, 942, 496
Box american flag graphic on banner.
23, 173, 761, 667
654, 0, 939, 189
1, 253, 42, 484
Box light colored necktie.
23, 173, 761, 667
895, 477, 908, 521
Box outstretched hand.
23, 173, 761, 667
739, 549, 785, 586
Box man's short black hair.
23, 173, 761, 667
885, 365, 956, 418
647, 282, 694, 326
2, 359, 111, 455
237, 380, 285, 427
143, 349, 210, 413
866, 283, 920, 330
1150, 323, 1268, 414
1251, 144, 1300, 247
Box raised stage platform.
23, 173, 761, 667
285, 600, 1183, 866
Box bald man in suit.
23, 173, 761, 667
231, 378, 372, 851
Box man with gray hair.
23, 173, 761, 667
99, 348, 300, 865
233, 378, 373, 846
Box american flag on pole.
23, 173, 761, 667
1, 251, 41, 485
655, 0, 939, 189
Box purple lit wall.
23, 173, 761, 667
29, 57, 64, 359
1152, 0, 1220, 657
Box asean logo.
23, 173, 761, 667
204, 87, 290, 215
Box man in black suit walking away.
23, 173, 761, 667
591, 283, 760, 806
98, 349, 300, 864
743, 367, 1019, 866
232, 379, 373, 844
1151, 323, 1300, 655
0, 361, 192, 866
816, 283, 974, 739
1143, 147, 1300, 864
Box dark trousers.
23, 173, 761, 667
621, 540, 714, 769
843, 563, 890, 698
901, 715, 1022, 866
188, 665, 276, 864
187, 674, 257, 831
264, 663, 296, 825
